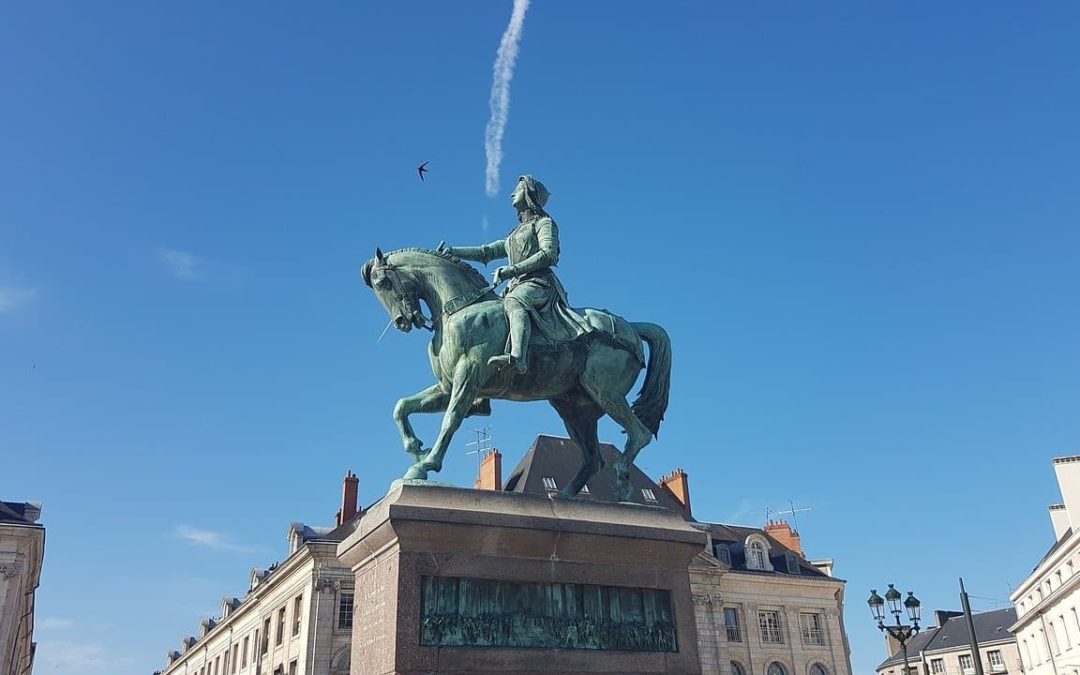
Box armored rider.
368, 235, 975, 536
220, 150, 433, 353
441, 175, 590, 374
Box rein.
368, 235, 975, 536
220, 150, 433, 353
384, 257, 493, 330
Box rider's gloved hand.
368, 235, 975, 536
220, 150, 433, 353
492, 265, 516, 286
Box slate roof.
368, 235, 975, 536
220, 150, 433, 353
877, 608, 1018, 669
877, 629, 940, 668
503, 434, 832, 579
503, 435, 689, 514
0, 500, 42, 525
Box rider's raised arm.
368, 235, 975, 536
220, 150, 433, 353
445, 240, 507, 265
509, 217, 560, 276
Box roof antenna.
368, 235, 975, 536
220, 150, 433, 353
774, 500, 813, 531
464, 425, 493, 485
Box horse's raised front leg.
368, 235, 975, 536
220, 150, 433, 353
403, 362, 483, 480
393, 383, 449, 463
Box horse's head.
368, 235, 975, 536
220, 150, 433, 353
361, 248, 428, 333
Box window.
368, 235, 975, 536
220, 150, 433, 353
959, 654, 975, 675
749, 541, 767, 570
1049, 622, 1062, 655
759, 610, 784, 643
988, 650, 1005, 672
642, 488, 657, 502
262, 618, 270, 654
542, 476, 558, 491
339, 592, 355, 629
732, 662, 746, 675
214, 656, 220, 675
714, 544, 732, 565
800, 612, 825, 645
1058, 615, 1072, 650
231, 644, 239, 673
931, 659, 945, 674
785, 552, 801, 575
293, 594, 303, 636
252, 630, 259, 662
288, 660, 298, 675
1022, 639, 1033, 668
223, 651, 230, 674
241, 637, 249, 668
810, 665, 829, 675
580, 484, 590, 494
768, 663, 788, 675
724, 607, 742, 642
1058, 571, 1065, 588
276, 606, 286, 646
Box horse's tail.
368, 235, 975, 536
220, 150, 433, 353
630, 322, 671, 438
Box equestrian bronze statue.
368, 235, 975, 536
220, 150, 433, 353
362, 175, 671, 500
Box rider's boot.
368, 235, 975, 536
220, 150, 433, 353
488, 307, 530, 374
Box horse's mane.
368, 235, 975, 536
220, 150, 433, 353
386, 247, 489, 288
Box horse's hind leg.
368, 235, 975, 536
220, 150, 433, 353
579, 355, 652, 502
549, 393, 603, 498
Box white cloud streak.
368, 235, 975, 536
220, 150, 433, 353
158, 248, 204, 280
0, 286, 37, 313
36, 641, 132, 674
484, 0, 531, 197
38, 617, 75, 630
174, 525, 253, 552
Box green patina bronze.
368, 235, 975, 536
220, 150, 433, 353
362, 175, 672, 500
420, 576, 677, 652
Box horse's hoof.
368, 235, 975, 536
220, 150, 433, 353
403, 464, 428, 481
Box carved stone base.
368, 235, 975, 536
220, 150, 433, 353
336, 483, 705, 675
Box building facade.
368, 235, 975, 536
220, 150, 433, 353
499, 435, 855, 675
1010, 456, 1080, 675
874, 608, 1020, 675
1, 499, 45, 675
156, 475, 360, 675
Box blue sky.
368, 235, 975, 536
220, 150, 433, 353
2, 2, 1079, 673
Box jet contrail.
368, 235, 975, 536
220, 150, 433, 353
484, 0, 531, 197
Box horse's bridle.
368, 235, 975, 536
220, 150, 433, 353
380, 262, 435, 332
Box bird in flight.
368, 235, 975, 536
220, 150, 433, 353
417, 161, 429, 182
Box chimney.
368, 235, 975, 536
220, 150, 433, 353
1050, 504, 1070, 541
1053, 456, 1080, 533
337, 470, 359, 526
934, 610, 963, 627
474, 449, 502, 491
659, 468, 691, 516
884, 630, 903, 657
764, 520, 803, 557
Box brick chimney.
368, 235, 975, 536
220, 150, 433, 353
336, 470, 359, 526
474, 449, 502, 491
764, 520, 803, 557
659, 468, 691, 516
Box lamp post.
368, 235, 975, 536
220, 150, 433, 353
869, 584, 922, 675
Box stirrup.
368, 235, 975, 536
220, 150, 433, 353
488, 354, 527, 374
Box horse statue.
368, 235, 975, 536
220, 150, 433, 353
361, 247, 671, 500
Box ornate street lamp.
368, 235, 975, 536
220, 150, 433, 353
869, 585, 921, 675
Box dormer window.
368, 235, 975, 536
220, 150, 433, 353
542, 476, 558, 491
744, 533, 774, 571
642, 488, 658, 502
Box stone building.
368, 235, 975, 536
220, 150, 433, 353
1010, 456, 1080, 675
873, 608, 1019, 675
495, 434, 855, 675
158, 436, 854, 675
156, 474, 360, 675
1, 499, 45, 675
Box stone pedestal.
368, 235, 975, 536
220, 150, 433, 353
336, 483, 706, 675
